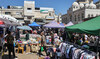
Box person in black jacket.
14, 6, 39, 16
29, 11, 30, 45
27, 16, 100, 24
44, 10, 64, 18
15, 29, 20, 40
5, 31, 16, 59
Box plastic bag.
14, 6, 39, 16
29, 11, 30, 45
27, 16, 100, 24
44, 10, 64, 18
41, 47, 44, 51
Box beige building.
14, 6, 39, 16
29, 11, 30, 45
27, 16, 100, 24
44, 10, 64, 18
0, 1, 56, 25
61, 0, 100, 24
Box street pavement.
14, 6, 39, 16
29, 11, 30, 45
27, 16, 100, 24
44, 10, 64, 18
2, 51, 45, 59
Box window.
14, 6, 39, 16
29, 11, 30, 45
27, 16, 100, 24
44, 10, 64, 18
24, 20, 30, 25
27, 8, 32, 10
35, 7, 40, 10
70, 15, 72, 21
75, 15, 76, 21
16, 18, 24, 20
49, 13, 51, 16
88, 14, 90, 18
27, 8, 32, 12
78, 14, 80, 21
91, 14, 93, 17
27, 16, 32, 19
76, 6, 78, 8
82, 13, 84, 19
5, 12, 11, 15
73, 6, 75, 8
96, 14, 98, 16
35, 18, 43, 22
16, 12, 22, 15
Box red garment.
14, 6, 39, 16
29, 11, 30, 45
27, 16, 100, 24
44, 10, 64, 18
0, 20, 4, 24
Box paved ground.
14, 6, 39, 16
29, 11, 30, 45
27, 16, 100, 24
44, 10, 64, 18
2, 51, 45, 59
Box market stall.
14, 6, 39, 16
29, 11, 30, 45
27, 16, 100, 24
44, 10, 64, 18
0, 15, 21, 36
59, 23, 65, 26
66, 16, 100, 59
17, 26, 32, 30
28, 22, 40, 27
43, 21, 65, 28
16, 26, 43, 53
0, 15, 21, 26
65, 21, 74, 27
0, 15, 21, 59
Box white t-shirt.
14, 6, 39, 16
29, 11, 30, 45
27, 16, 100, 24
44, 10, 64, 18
85, 35, 88, 41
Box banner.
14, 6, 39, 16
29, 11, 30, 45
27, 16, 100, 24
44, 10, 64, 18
40, 7, 54, 13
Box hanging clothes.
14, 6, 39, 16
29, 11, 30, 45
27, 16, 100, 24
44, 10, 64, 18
59, 43, 96, 59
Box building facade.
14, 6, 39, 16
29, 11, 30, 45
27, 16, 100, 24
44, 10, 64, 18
62, 0, 100, 24
0, 1, 56, 25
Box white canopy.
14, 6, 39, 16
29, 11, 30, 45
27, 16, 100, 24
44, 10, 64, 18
65, 21, 74, 27
0, 15, 21, 26
44, 21, 65, 28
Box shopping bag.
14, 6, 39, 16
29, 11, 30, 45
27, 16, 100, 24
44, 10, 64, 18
41, 47, 44, 51
14, 42, 16, 47
26, 45, 30, 53
46, 40, 49, 44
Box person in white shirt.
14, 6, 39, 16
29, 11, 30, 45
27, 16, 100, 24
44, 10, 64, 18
84, 34, 88, 41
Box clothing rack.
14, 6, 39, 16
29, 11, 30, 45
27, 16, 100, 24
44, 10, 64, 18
66, 41, 97, 56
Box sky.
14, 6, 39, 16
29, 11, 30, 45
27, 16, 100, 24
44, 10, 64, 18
0, 0, 99, 15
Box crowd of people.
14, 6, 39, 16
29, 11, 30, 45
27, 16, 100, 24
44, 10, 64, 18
70, 33, 98, 45
0, 26, 99, 59
67, 33, 100, 53
0, 27, 65, 59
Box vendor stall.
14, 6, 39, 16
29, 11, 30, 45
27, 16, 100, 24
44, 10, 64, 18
28, 22, 40, 27
17, 26, 32, 30
0, 15, 21, 26
66, 16, 100, 59
17, 34, 41, 53
65, 21, 74, 27
44, 21, 65, 28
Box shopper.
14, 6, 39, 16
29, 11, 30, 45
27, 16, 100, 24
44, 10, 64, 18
15, 29, 20, 40
5, 31, 16, 59
0, 34, 3, 59
51, 32, 54, 45
25, 30, 29, 41
41, 31, 47, 55
0, 34, 3, 52
38, 31, 47, 56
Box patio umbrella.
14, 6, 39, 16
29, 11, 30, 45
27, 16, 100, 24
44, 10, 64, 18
17, 26, 32, 30
0, 15, 18, 22
0, 15, 21, 26
28, 22, 40, 26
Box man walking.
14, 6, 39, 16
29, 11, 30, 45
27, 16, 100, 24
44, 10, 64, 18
5, 31, 16, 59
